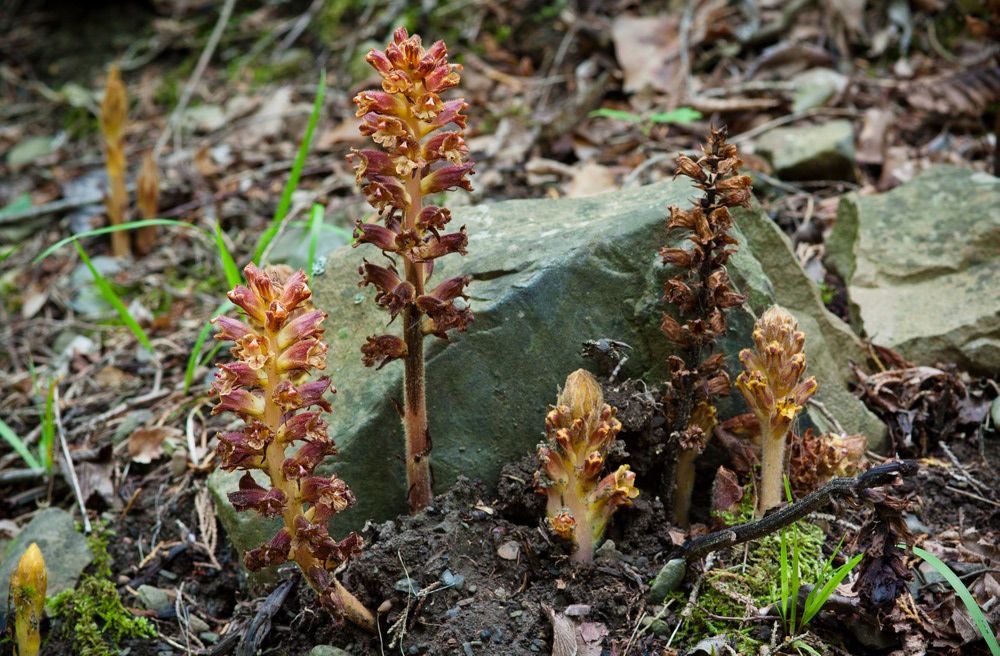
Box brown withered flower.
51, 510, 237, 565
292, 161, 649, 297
211, 263, 374, 631
100, 65, 130, 258
849, 480, 916, 609
350, 27, 474, 513
661, 125, 751, 527
788, 429, 867, 498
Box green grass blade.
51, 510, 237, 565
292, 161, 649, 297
35, 219, 212, 263
0, 245, 19, 265
254, 69, 326, 264
73, 241, 155, 355
307, 203, 324, 275
648, 107, 703, 124
802, 553, 863, 626
588, 108, 642, 123
214, 221, 242, 289
184, 301, 231, 393
0, 416, 40, 469
911, 545, 1000, 655
780, 525, 789, 630
40, 380, 56, 472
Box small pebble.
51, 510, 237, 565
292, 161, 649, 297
408, 647, 419, 655
199, 632, 220, 645
490, 628, 502, 643
509, 610, 522, 619
462, 642, 474, 656
442, 569, 456, 586
467, 584, 478, 593
445, 607, 459, 619
159, 570, 177, 581
480, 630, 491, 640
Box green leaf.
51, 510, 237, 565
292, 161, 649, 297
35, 219, 212, 264
254, 70, 327, 264
214, 221, 242, 289
910, 545, 1000, 656
307, 203, 324, 275
73, 240, 155, 355
802, 553, 863, 626
0, 193, 32, 217
0, 416, 40, 469
648, 107, 703, 124
588, 108, 642, 123
184, 301, 231, 393
40, 380, 57, 472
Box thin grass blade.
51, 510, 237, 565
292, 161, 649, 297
0, 417, 40, 469
254, 69, 326, 264
73, 240, 155, 355
307, 203, 324, 275
214, 221, 242, 288
184, 300, 231, 393
35, 219, 212, 263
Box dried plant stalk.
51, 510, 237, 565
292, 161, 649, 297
535, 369, 638, 562
350, 27, 475, 512
100, 65, 130, 258
211, 263, 374, 631
660, 125, 751, 527
134, 152, 161, 256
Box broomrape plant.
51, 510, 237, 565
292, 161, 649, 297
7, 543, 46, 656
535, 369, 638, 563
211, 263, 374, 631
350, 27, 475, 512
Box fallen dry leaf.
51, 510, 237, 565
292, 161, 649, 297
128, 426, 181, 464
611, 15, 681, 94
564, 161, 616, 198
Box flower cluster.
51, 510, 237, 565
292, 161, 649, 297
211, 263, 373, 631
660, 125, 751, 527
535, 369, 638, 563
735, 305, 818, 514
350, 27, 475, 512
9, 542, 46, 656
350, 27, 474, 367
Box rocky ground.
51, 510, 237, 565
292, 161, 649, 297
1, 0, 1000, 655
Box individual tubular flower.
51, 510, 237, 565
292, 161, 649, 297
210, 263, 374, 632
100, 64, 130, 258
134, 152, 160, 256
8, 542, 46, 656
534, 369, 638, 563
350, 27, 475, 513
661, 125, 751, 527
735, 305, 817, 515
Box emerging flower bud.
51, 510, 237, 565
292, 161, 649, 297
9, 543, 46, 656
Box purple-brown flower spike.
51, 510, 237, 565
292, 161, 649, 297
661, 125, 750, 527
535, 370, 638, 563
351, 27, 475, 513
211, 263, 374, 632
9, 542, 46, 656
735, 305, 817, 515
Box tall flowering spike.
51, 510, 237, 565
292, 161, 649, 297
134, 152, 160, 256
209, 264, 374, 632
661, 125, 750, 528
100, 64, 130, 257
534, 370, 637, 563
351, 27, 475, 513
9, 542, 46, 656
735, 305, 817, 515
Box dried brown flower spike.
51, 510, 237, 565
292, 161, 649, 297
660, 125, 751, 527
735, 305, 817, 515
211, 263, 374, 631
100, 65, 129, 258
134, 152, 161, 256
535, 369, 638, 563
350, 27, 474, 513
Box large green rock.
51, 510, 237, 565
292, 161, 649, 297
827, 166, 1000, 373
210, 178, 885, 549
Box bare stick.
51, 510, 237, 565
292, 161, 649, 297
53, 385, 92, 534
153, 0, 236, 160
670, 461, 918, 562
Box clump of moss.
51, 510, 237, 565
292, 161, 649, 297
48, 528, 155, 656
669, 521, 830, 652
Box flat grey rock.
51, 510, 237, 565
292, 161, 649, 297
755, 119, 856, 181
0, 507, 92, 604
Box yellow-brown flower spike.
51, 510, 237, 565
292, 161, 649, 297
535, 370, 638, 563
100, 65, 130, 258
134, 152, 161, 256
210, 264, 374, 632
350, 27, 474, 513
8, 543, 46, 656
789, 429, 867, 497
661, 125, 750, 527
735, 305, 817, 515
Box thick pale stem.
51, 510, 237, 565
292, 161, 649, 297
106, 142, 130, 257
672, 448, 698, 527
758, 423, 787, 516
402, 167, 432, 512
